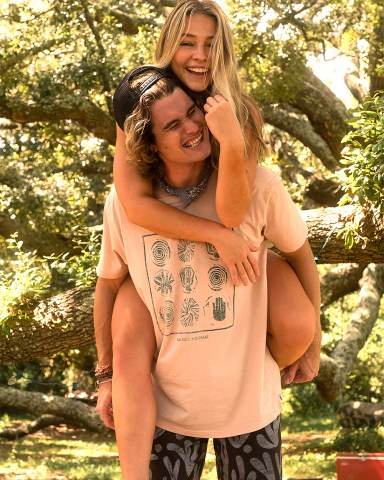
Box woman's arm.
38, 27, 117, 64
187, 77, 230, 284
113, 125, 259, 285
204, 95, 255, 228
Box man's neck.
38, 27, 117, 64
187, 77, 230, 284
163, 161, 207, 189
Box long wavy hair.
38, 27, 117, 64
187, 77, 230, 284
155, 0, 266, 162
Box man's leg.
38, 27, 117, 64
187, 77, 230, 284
213, 416, 282, 480
112, 276, 157, 480
150, 428, 208, 480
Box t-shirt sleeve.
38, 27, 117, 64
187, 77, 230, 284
96, 191, 129, 279
264, 176, 308, 253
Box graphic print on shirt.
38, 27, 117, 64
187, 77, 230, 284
143, 234, 235, 336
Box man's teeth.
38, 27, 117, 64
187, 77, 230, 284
185, 133, 203, 148
188, 68, 208, 74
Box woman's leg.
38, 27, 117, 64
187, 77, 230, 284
112, 276, 156, 480
267, 250, 316, 369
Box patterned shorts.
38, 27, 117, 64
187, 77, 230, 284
150, 416, 282, 480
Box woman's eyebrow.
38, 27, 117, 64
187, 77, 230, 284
181, 32, 215, 40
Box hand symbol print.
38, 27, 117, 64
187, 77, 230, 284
213, 297, 226, 321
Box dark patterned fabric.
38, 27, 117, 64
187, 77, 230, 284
150, 416, 282, 480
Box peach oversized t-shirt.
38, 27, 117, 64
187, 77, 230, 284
97, 166, 308, 438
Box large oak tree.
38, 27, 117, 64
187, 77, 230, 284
0, 0, 383, 421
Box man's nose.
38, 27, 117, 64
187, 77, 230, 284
184, 117, 200, 133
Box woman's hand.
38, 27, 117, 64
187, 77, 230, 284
213, 228, 259, 286
204, 95, 243, 147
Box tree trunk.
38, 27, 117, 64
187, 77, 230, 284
0, 286, 95, 363
338, 401, 384, 428
315, 264, 384, 401
0, 414, 78, 439
0, 386, 108, 434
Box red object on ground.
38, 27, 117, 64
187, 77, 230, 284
336, 453, 384, 480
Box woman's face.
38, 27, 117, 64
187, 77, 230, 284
170, 13, 216, 92
150, 87, 211, 173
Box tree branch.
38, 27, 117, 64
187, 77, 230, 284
263, 104, 340, 170
80, 0, 113, 115
321, 264, 366, 307
0, 95, 116, 145
315, 264, 384, 401
0, 386, 108, 433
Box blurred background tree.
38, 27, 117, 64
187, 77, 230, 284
0, 0, 383, 420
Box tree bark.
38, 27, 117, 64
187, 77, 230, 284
0, 386, 108, 434
320, 264, 366, 307
262, 104, 340, 171
302, 206, 384, 264
315, 264, 384, 401
338, 401, 384, 428
0, 286, 95, 363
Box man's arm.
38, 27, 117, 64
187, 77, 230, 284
94, 274, 128, 429
282, 240, 322, 384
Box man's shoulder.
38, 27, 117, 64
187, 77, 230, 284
253, 165, 282, 194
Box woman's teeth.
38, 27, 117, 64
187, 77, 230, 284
187, 68, 208, 74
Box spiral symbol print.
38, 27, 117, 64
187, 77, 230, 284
159, 300, 174, 327
178, 240, 195, 262
152, 240, 171, 267
208, 265, 228, 291
180, 298, 200, 327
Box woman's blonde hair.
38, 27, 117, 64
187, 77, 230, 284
123, 72, 184, 179
155, 0, 266, 162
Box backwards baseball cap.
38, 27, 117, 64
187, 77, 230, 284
113, 65, 173, 131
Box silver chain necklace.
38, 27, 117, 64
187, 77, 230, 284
157, 162, 213, 208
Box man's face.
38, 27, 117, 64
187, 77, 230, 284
150, 87, 211, 171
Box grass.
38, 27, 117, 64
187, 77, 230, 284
0, 412, 342, 479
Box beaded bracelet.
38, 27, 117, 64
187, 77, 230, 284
96, 370, 113, 381
95, 364, 112, 378
96, 378, 112, 387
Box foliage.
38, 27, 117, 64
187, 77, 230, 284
48, 227, 101, 290
338, 91, 384, 247
0, 236, 51, 330
332, 426, 384, 453
322, 292, 384, 403
0, 229, 100, 335
282, 383, 339, 422
341, 92, 384, 212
